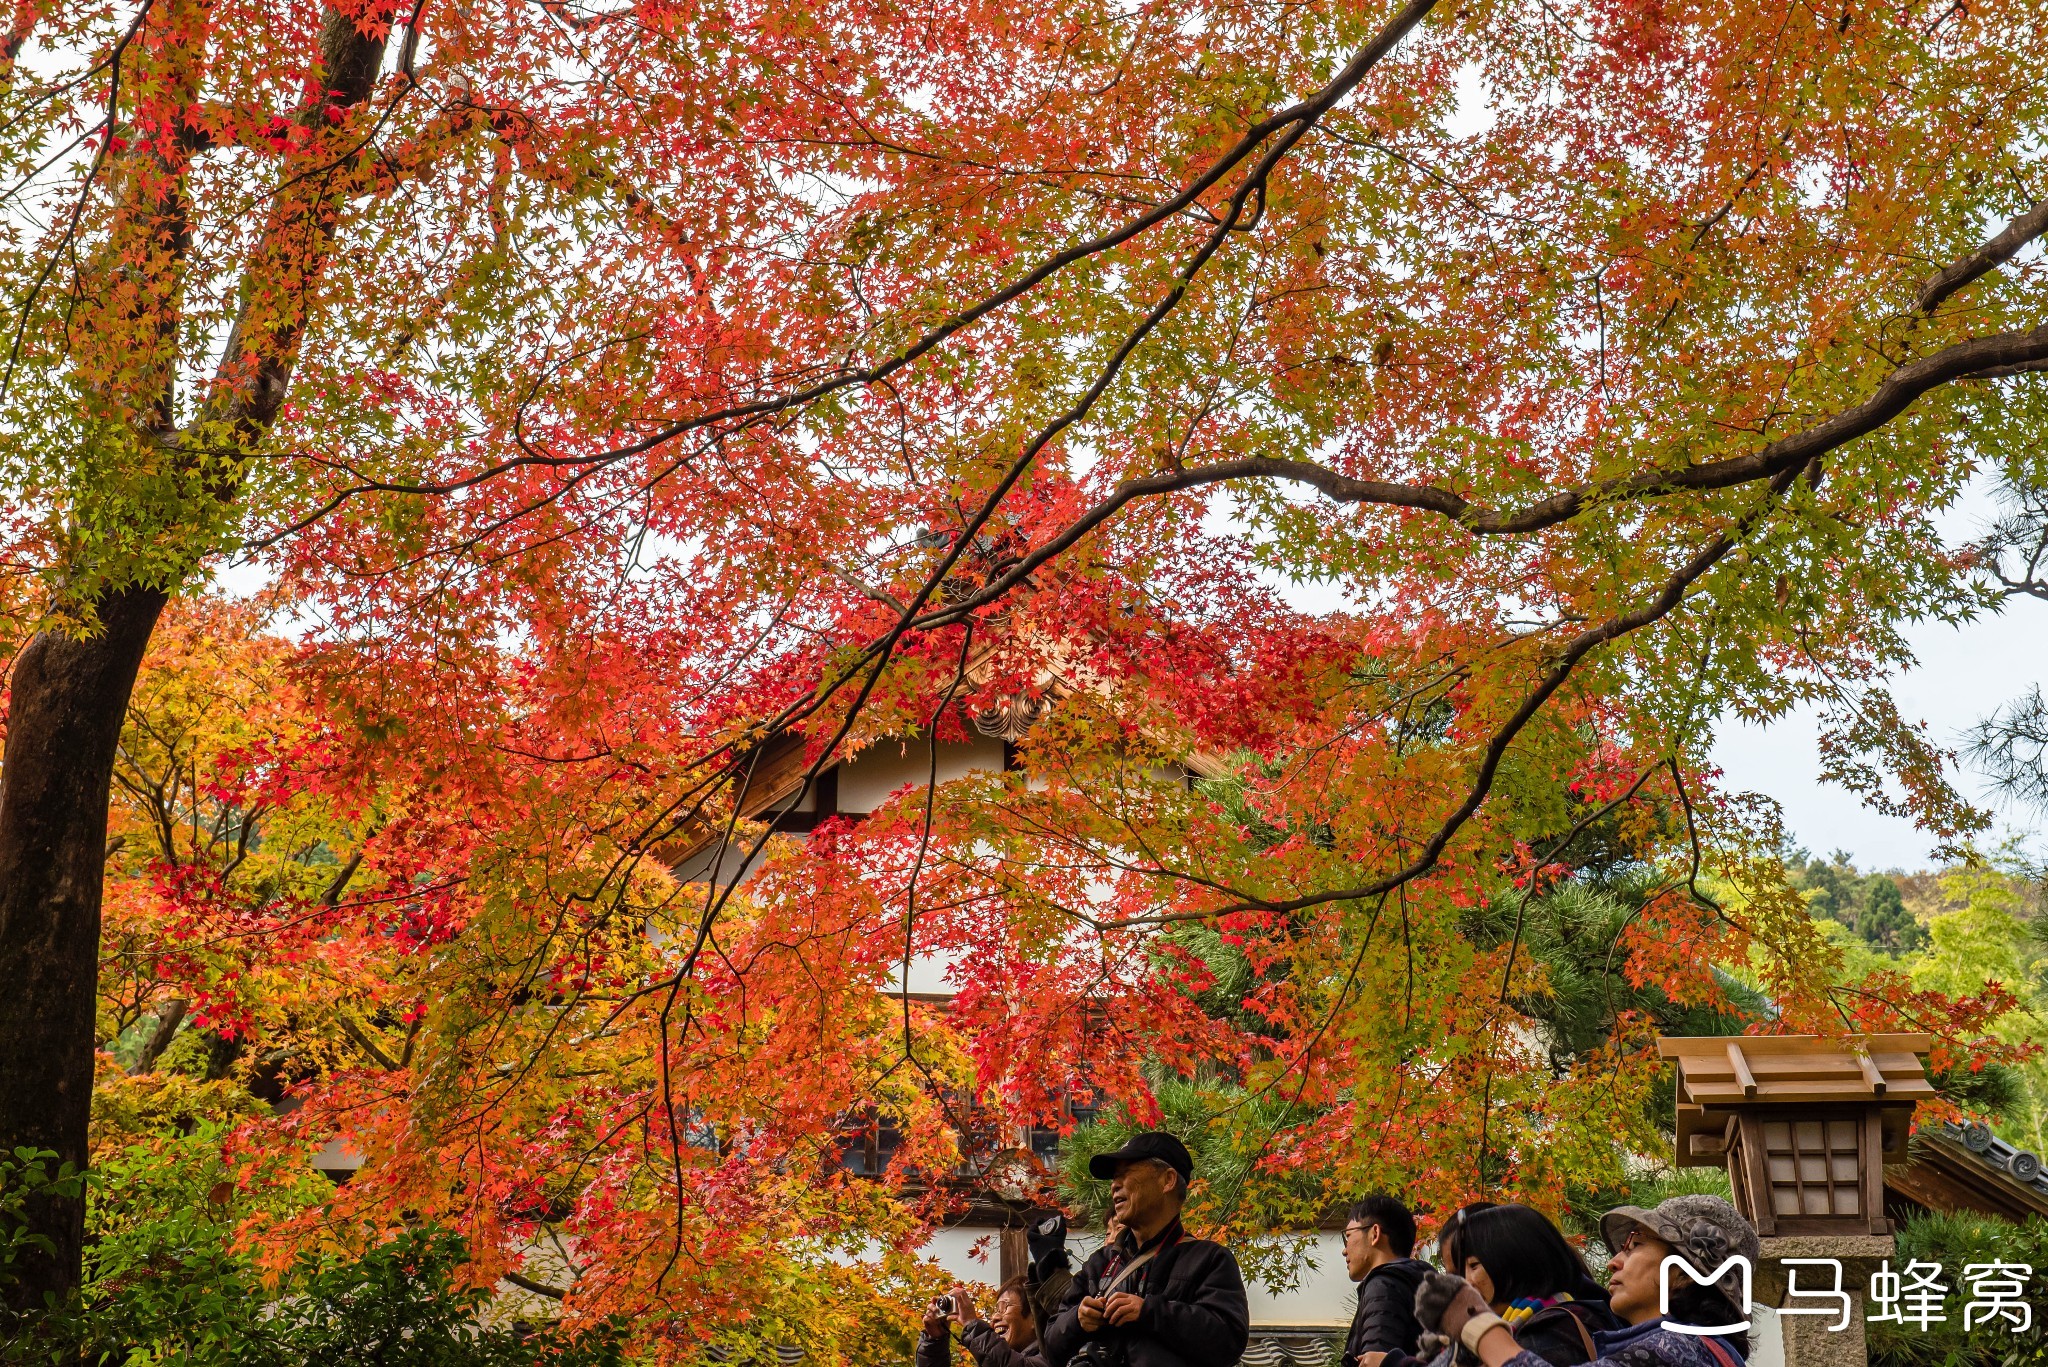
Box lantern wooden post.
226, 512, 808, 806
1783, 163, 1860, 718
1659, 1034, 1933, 1367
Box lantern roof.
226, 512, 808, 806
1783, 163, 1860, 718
1661, 1034, 1934, 1171
1660, 1033, 1935, 1107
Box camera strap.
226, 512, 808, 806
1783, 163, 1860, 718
1101, 1225, 1183, 1297
1101, 1248, 1160, 1297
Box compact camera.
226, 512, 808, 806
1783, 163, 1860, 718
934, 1294, 955, 1315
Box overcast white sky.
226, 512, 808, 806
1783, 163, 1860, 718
1241, 477, 2048, 876
1712, 607, 2048, 873
1709, 489, 2048, 872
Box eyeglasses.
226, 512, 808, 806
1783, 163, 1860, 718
1343, 1223, 1370, 1242
1616, 1228, 1650, 1255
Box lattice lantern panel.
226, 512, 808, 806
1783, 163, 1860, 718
1724, 1109, 1889, 1235
1763, 1118, 1863, 1218
1662, 1035, 1932, 1239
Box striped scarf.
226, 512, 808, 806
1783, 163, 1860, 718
1500, 1291, 1575, 1328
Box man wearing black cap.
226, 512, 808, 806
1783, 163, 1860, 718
1041, 1132, 1249, 1367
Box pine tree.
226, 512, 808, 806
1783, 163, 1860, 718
1860, 878, 1928, 955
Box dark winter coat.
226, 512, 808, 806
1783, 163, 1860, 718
1379, 1291, 1625, 1367
1341, 1257, 1432, 1364
918, 1320, 1051, 1367
1041, 1219, 1251, 1367
1501, 1316, 1746, 1367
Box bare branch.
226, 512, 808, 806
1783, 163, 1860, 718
336, 1012, 400, 1070
503, 1270, 567, 1300
1918, 195, 2048, 314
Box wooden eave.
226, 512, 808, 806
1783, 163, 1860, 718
659, 636, 1236, 868
1886, 1131, 2048, 1223
652, 730, 816, 867
1662, 1034, 1935, 1107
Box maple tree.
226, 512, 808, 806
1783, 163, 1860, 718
5, 0, 2048, 1351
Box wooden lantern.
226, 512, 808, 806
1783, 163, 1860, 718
1659, 1034, 1934, 1237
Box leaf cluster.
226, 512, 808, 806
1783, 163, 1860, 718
0, 1136, 627, 1366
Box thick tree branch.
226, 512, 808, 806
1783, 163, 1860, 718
1917, 195, 2048, 314
1962, 356, 2048, 380
128, 997, 186, 1075
503, 1270, 568, 1299
319, 847, 365, 906
336, 1013, 400, 1070
1101, 463, 1810, 928
917, 321, 2048, 629
0, 2, 39, 93
200, 6, 387, 441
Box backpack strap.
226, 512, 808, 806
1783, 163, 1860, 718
1565, 1305, 1597, 1363
1697, 1335, 1742, 1367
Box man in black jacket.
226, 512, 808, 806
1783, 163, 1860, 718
1339, 1195, 1430, 1366
1041, 1133, 1249, 1367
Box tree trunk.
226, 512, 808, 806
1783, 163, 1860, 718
0, 586, 166, 1307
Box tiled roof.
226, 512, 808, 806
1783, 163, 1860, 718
1944, 1119, 2048, 1198
1238, 1331, 1344, 1367
1883, 1119, 2048, 1222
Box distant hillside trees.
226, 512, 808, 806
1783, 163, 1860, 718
1784, 849, 1929, 954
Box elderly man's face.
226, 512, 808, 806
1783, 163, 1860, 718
1109, 1157, 1179, 1232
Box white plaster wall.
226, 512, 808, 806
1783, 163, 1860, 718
886, 951, 963, 995
911, 1229, 1355, 1329
1243, 1233, 1357, 1328
838, 737, 1007, 813
920, 1226, 1010, 1283
1745, 1307, 1784, 1367
673, 837, 776, 887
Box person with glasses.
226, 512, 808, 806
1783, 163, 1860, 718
1339, 1195, 1431, 1366
920, 1279, 1048, 1367
1409, 1196, 1758, 1367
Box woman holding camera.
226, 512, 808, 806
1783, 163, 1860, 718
919, 1279, 1048, 1367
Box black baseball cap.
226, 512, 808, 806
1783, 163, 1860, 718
1087, 1131, 1194, 1182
